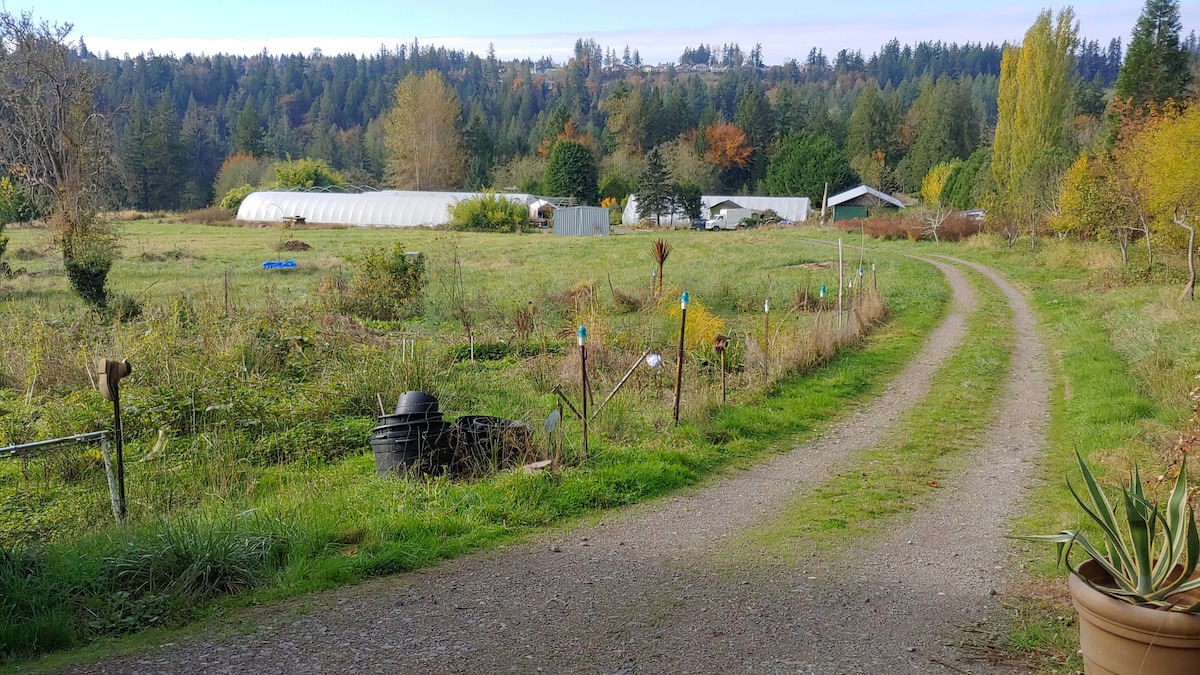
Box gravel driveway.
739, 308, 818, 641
62, 258, 1048, 675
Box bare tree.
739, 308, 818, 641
0, 12, 117, 306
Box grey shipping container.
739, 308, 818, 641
553, 206, 610, 236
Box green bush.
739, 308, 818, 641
327, 244, 427, 320
0, 176, 40, 225
273, 158, 344, 189
63, 249, 112, 310
447, 342, 561, 361
446, 192, 527, 233
219, 184, 257, 213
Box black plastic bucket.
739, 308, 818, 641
371, 419, 449, 440
394, 391, 440, 415
371, 431, 454, 476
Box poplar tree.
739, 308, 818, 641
992, 7, 1079, 247
384, 71, 467, 191
1115, 0, 1191, 108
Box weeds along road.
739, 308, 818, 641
63, 258, 1047, 675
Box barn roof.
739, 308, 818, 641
236, 190, 538, 227
826, 185, 905, 209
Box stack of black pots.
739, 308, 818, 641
371, 391, 455, 476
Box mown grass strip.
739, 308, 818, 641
732, 265, 1014, 557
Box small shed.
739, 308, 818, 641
826, 185, 905, 222
553, 206, 610, 236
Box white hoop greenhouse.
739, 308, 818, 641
236, 190, 541, 227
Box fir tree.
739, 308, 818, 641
1115, 0, 1191, 107
636, 146, 671, 226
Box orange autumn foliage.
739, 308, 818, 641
702, 122, 752, 170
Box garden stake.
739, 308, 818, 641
838, 239, 844, 332
578, 326, 589, 457
223, 268, 231, 316
763, 298, 770, 385
673, 292, 688, 423
97, 359, 132, 523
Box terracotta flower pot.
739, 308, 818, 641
1069, 559, 1200, 674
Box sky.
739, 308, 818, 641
19, 1, 1200, 64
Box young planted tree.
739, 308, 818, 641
919, 162, 956, 244
0, 12, 118, 308
649, 238, 673, 296
385, 71, 467, 191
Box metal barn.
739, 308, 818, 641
553, 206, 610, 236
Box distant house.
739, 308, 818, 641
621, 194, 810, 227
826, 185, 905, 222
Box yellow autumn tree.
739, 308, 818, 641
384, 71, 466, 190
992, 8, 1079, 247
1053, 154, 1138, 261
918, 162, 956, 243
1139, 106, 1200, 300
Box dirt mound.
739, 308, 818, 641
281, 240, 312, 251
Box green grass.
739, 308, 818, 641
731, 265, 1014, 557
0, 222, 950, 666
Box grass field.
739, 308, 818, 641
3, 220, 1197, 672
0, 219, 947, 662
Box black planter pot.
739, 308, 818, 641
394, 391, 440, 415
371, 430, 454, 476
451, 416, 534, 473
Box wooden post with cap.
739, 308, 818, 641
97, 359, 132, 523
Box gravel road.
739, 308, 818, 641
62, 258, 1048, 675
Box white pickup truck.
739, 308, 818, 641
705, 208, 754, 230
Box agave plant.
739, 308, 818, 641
1020, 453, 1200, 612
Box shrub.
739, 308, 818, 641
212, 154, 274, 206
218, 184, 257, 213
0, 176, 41, 225
273, 158, 344, 189
446, 192, 527, 233
179, 207, 233, 225
326, 244, 427, 320
63, 248, 112, 309
838, 214, 922, 241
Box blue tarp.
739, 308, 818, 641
262, 260, 297, 270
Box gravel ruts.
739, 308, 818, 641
64, 258, 1048, 675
